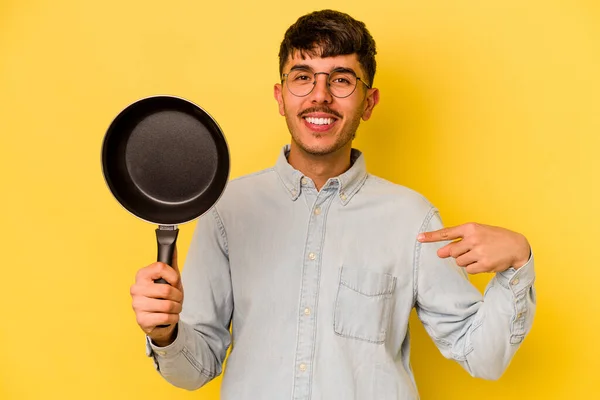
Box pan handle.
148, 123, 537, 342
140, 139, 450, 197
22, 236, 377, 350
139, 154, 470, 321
155, 225, 179, 280
155, 225, 179, 328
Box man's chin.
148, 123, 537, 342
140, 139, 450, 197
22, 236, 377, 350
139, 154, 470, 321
295, 139, 347, 156
302, 147, 336, 156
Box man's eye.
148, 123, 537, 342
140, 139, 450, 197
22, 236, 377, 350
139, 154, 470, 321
330, 72, 355, 85
294, 74, 312, 81
332, 77, 351, 84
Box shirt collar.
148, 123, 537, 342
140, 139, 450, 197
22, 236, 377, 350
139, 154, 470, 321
274, 144, 368, 205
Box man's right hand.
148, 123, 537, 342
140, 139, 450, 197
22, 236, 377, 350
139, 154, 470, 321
130, 249, 184, 347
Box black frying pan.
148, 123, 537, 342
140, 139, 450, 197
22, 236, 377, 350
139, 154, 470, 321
101, 95, 229, 285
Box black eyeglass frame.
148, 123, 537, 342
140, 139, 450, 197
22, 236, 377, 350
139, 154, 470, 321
281, 68, 372, 98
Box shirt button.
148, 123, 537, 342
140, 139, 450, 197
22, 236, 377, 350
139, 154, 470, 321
516, 312, 524, 319
308, 252, 316, 260
340, 192, 347, 201
511, 278, 520, 285
301, 177, 308, 185
156, 350, 166, 356
291, 189, 297, 196
314, 207, 321, 215
299, 363, 307, 372
304, 307, 311, 316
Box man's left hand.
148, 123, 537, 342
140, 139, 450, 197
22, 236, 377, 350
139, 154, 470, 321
417, 223, 531, 274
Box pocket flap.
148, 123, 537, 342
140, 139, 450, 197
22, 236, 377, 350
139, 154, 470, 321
340, 267, 396, 296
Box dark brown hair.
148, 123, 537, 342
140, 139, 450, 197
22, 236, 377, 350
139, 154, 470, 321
278, 10, 377, 86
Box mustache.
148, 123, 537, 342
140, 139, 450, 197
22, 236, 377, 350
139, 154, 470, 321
298, 107, 342, 119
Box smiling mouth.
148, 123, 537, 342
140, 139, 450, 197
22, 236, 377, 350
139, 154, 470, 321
303, 116, 335, 125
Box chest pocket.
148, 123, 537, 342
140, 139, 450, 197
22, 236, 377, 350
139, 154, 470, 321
333, 266, 397, 344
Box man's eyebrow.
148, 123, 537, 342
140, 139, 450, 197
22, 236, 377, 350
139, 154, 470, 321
331, 67, 358, 75
288, 65, 359, 75
289, 64, 313, 72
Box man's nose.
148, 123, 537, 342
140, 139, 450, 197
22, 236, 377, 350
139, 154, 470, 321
309, 73, 333, 103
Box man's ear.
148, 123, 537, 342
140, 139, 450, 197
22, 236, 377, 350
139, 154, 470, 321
274, 83, 285, 116
362, 88, 380, 121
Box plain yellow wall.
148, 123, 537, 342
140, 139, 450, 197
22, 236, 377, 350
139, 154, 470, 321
1, 0, 598, 399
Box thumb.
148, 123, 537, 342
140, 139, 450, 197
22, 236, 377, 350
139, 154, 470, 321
437, 244, 452, 258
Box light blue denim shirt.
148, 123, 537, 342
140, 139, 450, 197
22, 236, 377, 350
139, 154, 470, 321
146, 145, 536, 399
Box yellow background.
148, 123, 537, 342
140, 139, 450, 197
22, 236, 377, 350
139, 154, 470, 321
1, 0, 598, 399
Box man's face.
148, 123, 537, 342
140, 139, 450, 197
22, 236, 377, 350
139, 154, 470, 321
274, 52, 379, 156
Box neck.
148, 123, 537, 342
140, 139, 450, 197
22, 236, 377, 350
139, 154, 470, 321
287, 142, 352, 191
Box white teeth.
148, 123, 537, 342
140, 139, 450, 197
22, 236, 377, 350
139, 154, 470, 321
305, 117, 334, 125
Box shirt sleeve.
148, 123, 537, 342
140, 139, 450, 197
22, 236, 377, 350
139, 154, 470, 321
145, 207, 233, 390
414, 208, 536, 380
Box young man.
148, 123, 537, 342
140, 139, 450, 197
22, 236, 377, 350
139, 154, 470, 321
130, 10, 535, 399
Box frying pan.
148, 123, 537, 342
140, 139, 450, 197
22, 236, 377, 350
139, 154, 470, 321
101, 95, 229, 294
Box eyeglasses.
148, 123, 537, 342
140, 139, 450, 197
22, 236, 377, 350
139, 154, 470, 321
281, 68, 371, 98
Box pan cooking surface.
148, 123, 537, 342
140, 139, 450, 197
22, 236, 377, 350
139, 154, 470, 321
125, 110, 217, 204
102, 95, 230, 225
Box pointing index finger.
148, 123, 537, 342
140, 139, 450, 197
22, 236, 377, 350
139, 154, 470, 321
418, 225, 464, 243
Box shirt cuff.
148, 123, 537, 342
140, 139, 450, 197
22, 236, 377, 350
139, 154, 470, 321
145, 322, 186, 360
496, 250, 535, 295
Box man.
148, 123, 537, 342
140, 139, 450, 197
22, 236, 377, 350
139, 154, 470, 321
130, 9, 535, 399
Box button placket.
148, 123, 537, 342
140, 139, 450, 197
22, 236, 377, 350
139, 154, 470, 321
291, 190, 334, 400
